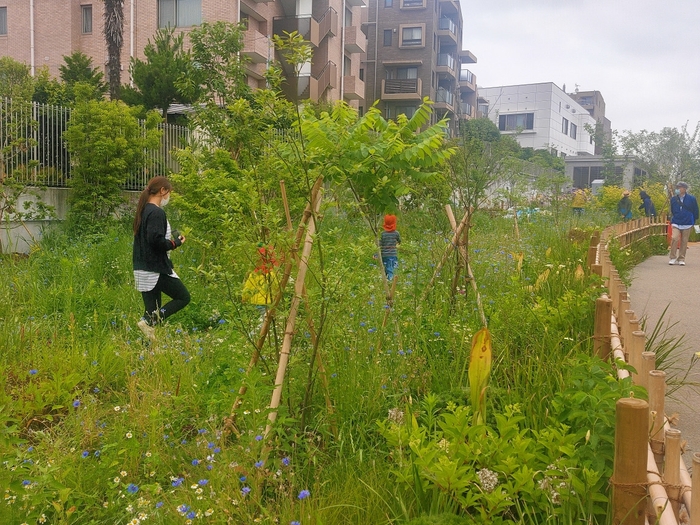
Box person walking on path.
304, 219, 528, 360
380, 214, 401, 281
132, 176, 191, 340
638, 190, 657, 217
669, 181, 699, 266
617, 190, 633, 221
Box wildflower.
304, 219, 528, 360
477, 468, 498, 493
29, 369, 37, 375
114, 406, 121, 412
38, 515, 47, 524
255, 435, 263, 441
114, 477, 121, 483
72, 399, 81, 408
387, 408, 404, 425
291, 522, 301, 525
198, 429, 207, 434
187, 511, 196, 519
178, 504, 190, 514
192, 459, 200, 466
205, 509, 214, 516
191, 484, 199, 490
171, 477, 184, 487
255, 460, 264, 468
156, 501, 163, 508
198, 479, 209, 486
126, 484, 139, 494
81, 451, 89, 458
298, 489, 310, 500
281, 457, 290, 467
241, 486, 251, 496
21, 480, 30, 486
126, 432, 133, 439
218, 319, 226, 324
239, 476, 247, 482
145, 451, 151, 457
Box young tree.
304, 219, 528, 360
64, 85, 161, 234
620, 123, 700, 188
59, 51, 108, 101
103, 0, 124, 100
123, 28, 197, 117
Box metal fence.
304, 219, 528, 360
0, 98, 190, 191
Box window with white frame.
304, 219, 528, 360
383, 29, 392, 46
401, 0, 425, 7
81, 5, 92, 34
498, 113, 534, 131
562, 117, 569, 135
570, 123, 577, 140
158, 0, 201, 28
400, 26, 423, 46
0, 7, 7, 36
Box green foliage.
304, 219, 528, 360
64, 87, 162, 233
124, 27, 197, 117
458, 117, 501, 143
59, 51, 108, 102
0, 57, 35, 100
32, 67, 67, 105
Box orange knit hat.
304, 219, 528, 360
383, 214, 397, 232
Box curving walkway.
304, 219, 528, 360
629, 243, 700, 466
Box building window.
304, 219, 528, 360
0, 7, 7, 36
498, 113, 534, 131
81, 5, 92, 34
359, 68, 364, 81
401, 0, 425, 7
383, 29, 392, 46
158, 0, 201, 28
400, 26, 423, 46
385, 0, 393, 6
561, 117, 569, 135
570, 123, 577, 139
397, 67, 417, 79
388, 105, 417, 119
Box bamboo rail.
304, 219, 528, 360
591, 216, 695, 524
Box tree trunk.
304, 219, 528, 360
104, 0, 124, 100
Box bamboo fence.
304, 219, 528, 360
590, 216, 699, 524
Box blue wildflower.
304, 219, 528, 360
255, 460, 264, 468
198, 479, 209, 486
187, 511, 196, 519
255, 435, 263, 441
126, 483, 139, 494
172, 477, 184, 487
72, 399, 81, 408
192, 459, 199, 466
242, 486, 251, 496
177, 504, 190, 514
28, 369, 37, 375
282, 457, 290, 466
298, 489, 310, 500
81, 450, 89, 458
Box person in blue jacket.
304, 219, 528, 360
669, 181, 699, 266
638, 190, 657, 217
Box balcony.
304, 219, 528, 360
459, 65, 475, 92
273, 15, 320, 47
458, 101, 474, 119
278, 61, 336, 102
343, 75, 365, 101
344, 25, 367, 54
381, 78, 422, 101
317, 7, 338, 42
310, 61, 337, 100
437, 18, 458, 44
436, 53, 457, 78
435, 88, 455, 111
459, 49, 477, 64
242, 30, 270, 64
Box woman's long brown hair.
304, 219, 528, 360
133, 176, 172, 235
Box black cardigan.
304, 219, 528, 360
133, 203, 176, 274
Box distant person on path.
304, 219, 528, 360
380, 214, 401, 281
132, 176, 190, 341
638, 190, 657, 217
571, 187, 586, 216
669, 181, 699, 266
617, 190, 633, 221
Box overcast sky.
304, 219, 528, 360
461, 0, 700, 135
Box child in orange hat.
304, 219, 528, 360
380, 214, 401, 281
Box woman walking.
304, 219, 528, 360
132, 176, 190, 340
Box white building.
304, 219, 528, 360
478, 83, 597, 157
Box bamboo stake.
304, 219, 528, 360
229, 178, 322, 417
592, 263, 603, 276
662, 420, 693, 513
664, 429, 682, 517
594, 296, 613, 359
611, 316, 630, 380
692, 452, 700, 525
266, 185, 323, 436
649, 370, 667, 456
587, 244, 598, 269
612, 397, 648, 525
640, 352, 656, 392
279, 180, 293, 231
629, 330, 645, 385
647, 446, 679, 525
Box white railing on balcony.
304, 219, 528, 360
459, 65, 473, 83
436, 88, 454, 106
438, 18, 456, 34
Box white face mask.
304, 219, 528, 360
160, 194, 170, 207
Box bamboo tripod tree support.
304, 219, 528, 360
227, 178, 323, 426
265, 183, 323, 436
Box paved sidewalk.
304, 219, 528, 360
628, 243, 700, 467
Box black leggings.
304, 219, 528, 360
141, 273, 191, 325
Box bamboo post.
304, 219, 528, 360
621, 307, 633, 347
266, 186, 323, 436
692, 452, 700, 525
649, 370, 667, 456
678, 448, 693, 514
629, 330, 645, 385
594, 296, 613, 359
620, 299, 631, 334
592, 263, 603, 276
612, 398, 648, 525
640, 352, 656, 392
647, 446, 679, 525
587, 244, 598, 269
611, 318, 630, 380
664, 429, 682, 517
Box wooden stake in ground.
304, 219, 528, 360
266, 185, 323, 436
611, 397, 648, 525
594, 296, 613, 360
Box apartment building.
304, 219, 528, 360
362, 0, 477, 133
0, 0, 366, 108
478, 82, 596, 157
567, 89, 612, 155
